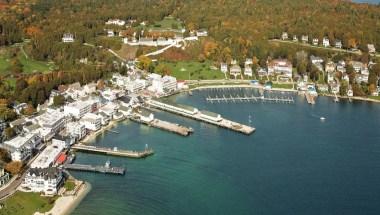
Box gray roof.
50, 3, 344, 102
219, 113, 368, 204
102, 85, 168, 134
28, 167, 61, 180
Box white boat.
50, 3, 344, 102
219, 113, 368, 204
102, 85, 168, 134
320, 117, 326, 121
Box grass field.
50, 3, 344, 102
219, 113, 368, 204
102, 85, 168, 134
159, 61, 225, 80
369, 96, 380, 101
64, 180, 76, 191
272, 83, 294, 89
0, 192, 57, 215
0, 54, 54, 75
149, 16, 184, 31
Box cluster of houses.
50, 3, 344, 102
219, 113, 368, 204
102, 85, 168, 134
221, 58, 293, 80
0, 69, 186, 194
281, 32, 377, 54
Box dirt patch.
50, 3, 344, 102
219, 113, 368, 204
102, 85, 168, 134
115, 44, 138, 60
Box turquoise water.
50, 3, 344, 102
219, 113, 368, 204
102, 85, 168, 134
71, 89, 380, 215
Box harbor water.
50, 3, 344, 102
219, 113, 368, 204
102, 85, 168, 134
71, 88, 380, 215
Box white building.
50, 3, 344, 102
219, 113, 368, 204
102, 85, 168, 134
31, 142, 65, 169
105, 19, 125, 26
33, 109, 66, 141
0, 165, 9, 187
23, 167, 63, 196
107, 30, 115, 37
322, 37, 330, 47
52, 135, 75, 149
312, 38, 319, 46
301, 35, 308, 43
267, 59, 293, 78
3, 133, 42, 162
99, 103, 119, 119
101, 88, 123, 101
230, 65, 242, 79
281, 32, 288, 40
64, 101, 92, 119
220, 63, 228, 73
335, 40, 342, 49
244, 65, 253, 77
310, 55, 324, 65
140, 112, 154, 123
66, 122, 86, 140
196, 29, 208, 37
368, 44, 376, 54
62, 33, 74, 43
125, 79, 147, 93
80, 113, 101, 131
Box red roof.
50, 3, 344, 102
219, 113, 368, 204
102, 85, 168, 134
56, 153, 67, 165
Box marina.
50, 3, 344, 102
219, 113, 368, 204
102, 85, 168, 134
147, 100, 255, 135
206, 95, 294, 103
71, 144, 154, 158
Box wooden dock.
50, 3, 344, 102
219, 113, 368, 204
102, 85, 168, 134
206, 95, 294, 103
64, 163, 125, 175
71, 145, 154, 158
147, 100, 255, 135
130, 115, 193, 136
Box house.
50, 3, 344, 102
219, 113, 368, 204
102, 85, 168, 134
312, 38, 319, 46
105, 19, 125, 26
325, 61, 336, 73
65, 122, 86, 140
281, 32, 288, 40
31, 142, 65, 169
22, 167, 64, 196
149, 75, 177, 95
62, 33, 74, 43
356, 74, 369, 83
220, 63, 228, 73
33, 109, 66, 142
257, 67, 267, 77
245, 58, 253, 66
347, 85, 353, 97
322, 37, 330, 47
64, 101, 92, 119
107, 30, 115, 37
101, 88, 123, 101
83, 83, 97, 95
230, 65, 242, 79
52, 135, 75, 149
98, 112, 111, 125
99, 103, 119, 119
327, 72, 335, 83
125, 79, 147, 93
3, 133, 42, 162
293, 35, 298, 42
301, 35, 309, 43
350, 61, 364, 73
196, 29, 208, 37
335, 40, 342, 49
317, 84, 329, 93
80, 113, 101, 131
267, 59, 293, 78
139, 37, 156, 46
140, 112, 154, 123
310, 55, 324, 64
244, 65, 253, 77
342, 73, 350, 82
14, 103, 28, 115
0, 165, 9, 187
368, 44, 376, 54
330, 82, 340, 94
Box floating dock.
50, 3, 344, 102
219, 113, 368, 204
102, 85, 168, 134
206, 95, 294, 103
130, 115, 193, 136
147, 100, 255, 135
64, 163, 125, 175
71, 144, 154, 158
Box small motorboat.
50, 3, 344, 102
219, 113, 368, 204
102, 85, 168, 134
320, 117, 326, 121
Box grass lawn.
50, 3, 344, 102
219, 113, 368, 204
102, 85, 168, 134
149, 16, 184, 31
369, 96, 380, 101
0, 192, 57, 215
18, 55, 54, 74
159, 61, 225, 80
272, 83, 294, 89
0, 57, 10, 73
64, 180, 76, 191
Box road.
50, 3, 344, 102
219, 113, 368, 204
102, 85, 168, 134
0, 173, 25, 200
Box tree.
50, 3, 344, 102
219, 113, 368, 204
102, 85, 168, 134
5, 161, 22, 175
0, 107, 17, 122
22, 104, 36, 115
137, 56, 152, 71
53, 95, 65, 107
4, 127, 16, 140
10, 58, 23, 74
15, 79, 28, 92
0, 148, 11, 163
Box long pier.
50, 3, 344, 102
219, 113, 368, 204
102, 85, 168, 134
147, 100, 255, 135
206, 95, 294, 103
71, 145, 154, 158
64, 163, 125, 175
130, 115, 193, 136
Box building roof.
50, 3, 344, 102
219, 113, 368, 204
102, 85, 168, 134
28, 167, 61, 180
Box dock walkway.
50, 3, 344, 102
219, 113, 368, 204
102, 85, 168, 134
147, 100, 255, 135
130, 115, 193, 136
71, 145, 154, 158
64, 163, 125, 175
206, 95, 294, 103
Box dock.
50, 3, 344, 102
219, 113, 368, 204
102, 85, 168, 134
206, 95, 294, 103
305, 93, 316, 105
71, 144, 154, 158
147, 100, 255, 135
64, 163, 125, 175
130, 116, 193, 136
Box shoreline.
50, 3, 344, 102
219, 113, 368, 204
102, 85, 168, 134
80, 119, 121, 144
35, 181, 92, 215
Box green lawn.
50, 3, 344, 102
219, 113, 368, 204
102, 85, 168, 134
64, 180, 76, 191
272, 83, 294, 89
158, 61, 225, 80
0, 192, 57, 215
0, 57, 10, 73
149, 16, 184, 31
18, 55, 54, 74
369, 96, 380, 101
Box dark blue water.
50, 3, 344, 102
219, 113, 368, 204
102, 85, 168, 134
71, 89, 380, 215
353, 0, 380, 4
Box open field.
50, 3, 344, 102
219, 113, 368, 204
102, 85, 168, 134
158, 61, 225, 80
149, 16, 184, 31
369, 95, 380, 101
272, 83, 295, 89
116, 44, 138, 60
0, 54, 55, 75
0, 191, 56, 215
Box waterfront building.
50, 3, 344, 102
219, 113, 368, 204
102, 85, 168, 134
267, 59, 293, 78
125, 79, 147, 93
257, 67, 267, 77
3, 133, 42, 162
281, 32, 288, 40
99, 103, 119, 119
301, 35, 308, 43
33, 109, 66, 141
245, 58, 253, 66
64, 101, 92, 119
31, 142, 65, 169
347, 85, 353, 97
368, 44, 376, 54
0, 165, 9, 187
244, 65, 253, 77
140, 112, 155, 123
23, 167, 64, 196
150, 75, 177, 95
322, 37, 330, 47
62, 33, 74, 43
80, 113, 102, 131
220, 63, 228, 73
66, 122, 86, 140
52, 135, 75, 149
230, 65, 242, 79
200, 111, 222, 122
325, 61, 336, 73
